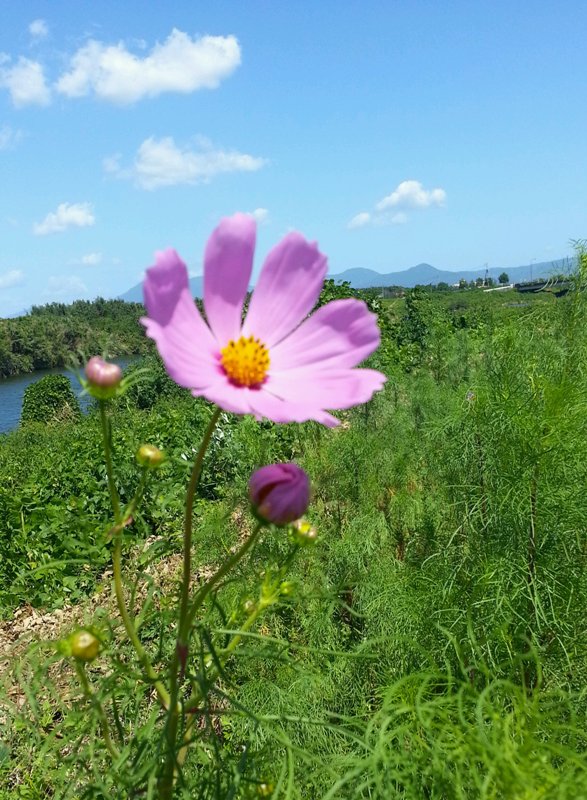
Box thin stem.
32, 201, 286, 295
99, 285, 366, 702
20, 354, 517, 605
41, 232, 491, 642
178, 406, 222, 644
112, 534, 171, 708
98, 398, 170, 709
184, 522, 263, 633
160, 407, 221, 799
75, 661, 120, 761
99, 400, 121, 522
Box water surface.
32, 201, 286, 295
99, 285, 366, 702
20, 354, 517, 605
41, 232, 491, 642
0, 357, 136, 436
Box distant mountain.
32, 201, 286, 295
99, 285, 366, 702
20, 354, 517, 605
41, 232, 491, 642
119, 258, 572, 301
329, 259, 572, 289
120, 276, 205, 304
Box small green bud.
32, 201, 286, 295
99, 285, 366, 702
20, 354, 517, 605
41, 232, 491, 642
242, 599, 257, 615
279, 581, 295, 597
257, 782, 274, 797
69, 629, 101, 662
290, 519, 318, 545
136, 444, 164, 468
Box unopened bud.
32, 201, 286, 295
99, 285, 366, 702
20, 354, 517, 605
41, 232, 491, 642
279, 581, 295, 597
291, 519, 317, 545
242, 599, 256, 615
136, 444, 164, 468
69, 629, 101, 662
249, 463, 310, 526
85, 356, 123, 399
257, 783, 274, 797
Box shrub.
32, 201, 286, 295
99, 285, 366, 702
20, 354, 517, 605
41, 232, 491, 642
21, 374, 81, 426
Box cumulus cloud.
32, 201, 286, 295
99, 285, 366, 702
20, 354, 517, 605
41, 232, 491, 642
80, 252, 102, 266
0, 269, 24, 289
250, 208, 269, 224
0, 125, 23, 150
376, 180, 446, 211
347, 212, 371, 229
29, 19, 48, 41
107, 136, 267, 190
349, 180, 446, 229
33, 202, 95, 235
56, 29, 241, 104
0, 56, 51, 106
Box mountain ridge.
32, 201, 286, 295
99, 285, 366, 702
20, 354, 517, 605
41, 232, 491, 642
118, 258, 572, 303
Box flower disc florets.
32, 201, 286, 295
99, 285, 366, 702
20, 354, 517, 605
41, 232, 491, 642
221, 335, 270, 387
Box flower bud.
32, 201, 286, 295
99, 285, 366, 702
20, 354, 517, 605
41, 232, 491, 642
290, 519, 318, 545
85, 356, 123, 399
257, 783, 274, 797
242, 598, 257, 615
279, 581, 295, 596
249, 463, 310, 526
69, 629, 101, 662
136, 444, 164, 468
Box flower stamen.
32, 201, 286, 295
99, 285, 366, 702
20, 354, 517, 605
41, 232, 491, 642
220, 335, 270, 387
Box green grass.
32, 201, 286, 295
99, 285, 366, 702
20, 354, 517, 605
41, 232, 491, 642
1, 273, 587, 797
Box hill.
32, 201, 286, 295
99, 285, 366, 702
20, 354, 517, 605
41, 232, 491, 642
119, 258, 571, 301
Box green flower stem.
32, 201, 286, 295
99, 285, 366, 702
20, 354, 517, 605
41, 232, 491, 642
75, 661, 120, 761
160, 407, 222, 800
112, 533, 171, 708
184, 521, 264, 634
177, 406, 222, 646
98, 400, 121, 522
98, 399, 170, 710
178, 588, 276, 767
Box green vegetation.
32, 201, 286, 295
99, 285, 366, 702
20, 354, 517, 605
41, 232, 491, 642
0, 298, 150, 378
1, 262, 587, 797
21, 374, 82, 426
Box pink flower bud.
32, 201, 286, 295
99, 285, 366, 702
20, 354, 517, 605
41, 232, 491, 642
85, 356, 123, 388
249, 463, 310, 525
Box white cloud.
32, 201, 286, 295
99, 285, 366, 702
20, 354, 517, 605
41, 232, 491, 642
0, 125, 23, 150
0, 56, 51, 107
80, 252, 102, 266
348, 212, 371, 229
0, 269, 24, 289
250, 208, 269, 225
45, 275, 88, 298
56, 28, 240, 104
29, 19, 48, 41
349, 180, 446, 230
376, 180, 446, 211
33, 202, 95, 235
108, 136, 267, 190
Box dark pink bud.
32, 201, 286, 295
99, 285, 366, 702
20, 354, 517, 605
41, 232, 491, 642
249, 463, 310, 526
85, 356, 122, 388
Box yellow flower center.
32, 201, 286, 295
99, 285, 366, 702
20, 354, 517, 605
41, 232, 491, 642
220, 335, 270, 387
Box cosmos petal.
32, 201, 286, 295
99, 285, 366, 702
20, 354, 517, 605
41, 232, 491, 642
242, 233, 327, 347
203, 213, 256, 344
270, 299, 380, 371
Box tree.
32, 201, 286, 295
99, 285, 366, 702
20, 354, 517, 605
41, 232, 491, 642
499, 272, 510, 285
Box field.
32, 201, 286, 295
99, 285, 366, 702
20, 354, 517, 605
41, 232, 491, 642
1, 270, 586, 798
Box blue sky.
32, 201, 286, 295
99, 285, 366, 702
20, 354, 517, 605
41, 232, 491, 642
0, 1, 585, 316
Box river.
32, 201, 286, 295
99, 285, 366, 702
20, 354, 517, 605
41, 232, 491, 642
0, 357, 137, 435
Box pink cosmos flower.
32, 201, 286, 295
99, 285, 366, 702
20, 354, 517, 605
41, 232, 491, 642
141, 213, 385, 427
